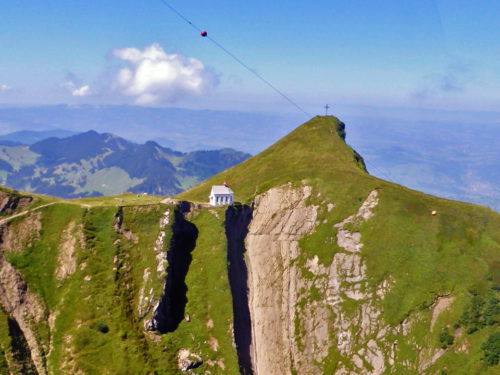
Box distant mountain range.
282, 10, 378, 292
0, 129, 78, 145
0, 130, 250, 198
0, 104, 300, 154
0, 105, 498, 211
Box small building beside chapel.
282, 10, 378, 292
209, 183, 234, 206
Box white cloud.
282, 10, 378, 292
61, 81, 91, 97
0, 84, 12, 93
113, 43, 218, 105
72, 85, 91, 97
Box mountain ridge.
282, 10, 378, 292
178, 116, 367, 204
0, 130, 250, 198
0, 129, 79, 145
0, 116, 498, 373
1, 105, 498, 211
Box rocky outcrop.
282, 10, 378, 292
177, 348, 203, 372
314, 190, 390, 375
113, 207, 138, 243
239, 186, 445, 375
242, 186, 409, 375
55, 221, 84, 280
137, 208, 170, 319
244, 184, 318, 375
430, 295, 454, 330
0, 256, 47, 374
0, 191, 33, 217
146, 205, 198, 333
0, 211, 42, 253
301, 190, 384, 374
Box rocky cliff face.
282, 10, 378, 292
147, 205, 198, 333
0, 181, 498, 374
0, 190, 33, 217
233, 184, 467, 374
0, 256, 46, 374
244, 184, 318, 374
0, 196, 47, 375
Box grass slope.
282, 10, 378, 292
161, 209, 239, 374
0, 186, 238, 374
178, 116, 367, 204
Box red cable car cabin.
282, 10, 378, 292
201, 30, 207, 37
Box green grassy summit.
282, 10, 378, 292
177, 116, 367, 204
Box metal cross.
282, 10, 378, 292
325, 104, 330, 116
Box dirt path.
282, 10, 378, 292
0, 202, 56, 226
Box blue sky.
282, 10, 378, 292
1, 0, 499, 115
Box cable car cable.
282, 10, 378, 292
158, 0, 201, 33
204, 35, 311, 117
158, 1, 409, 204
158, 1, 398, 184
363, 159, 394, 183
158, 0, 311, 118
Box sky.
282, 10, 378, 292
1, 0, 499, 116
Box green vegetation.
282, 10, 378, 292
175, 175, 201, 191
159, 209, 239, 374
8, 203, 83, 308
459, 292, 500, 334
439, 328, 454, 349
70, 192, 165, 207
0, 145, 39, 171
0, 116, 499, 373
178, 116, 368, 204
0, 184, 238, 373
3, 202, 182, 373
482, 332, 500, 366
180, 116, 500, 373
75, 167, 144, 196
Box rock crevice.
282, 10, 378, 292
225, 203, 254, 375
146, 204, 198, 333
0, 256, 47, 375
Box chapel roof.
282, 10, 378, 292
210, 185, 234, 195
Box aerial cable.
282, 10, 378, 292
159, 1, 407, 206
363, 159, 394, 184
360, 147, 438, 215
158, 0, 201, 33
158, 0, 312, 118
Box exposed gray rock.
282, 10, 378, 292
178, 348, 203, 372
245, 183, 318, 374
0, 256, 47, 374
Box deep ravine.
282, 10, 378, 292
225, 204, 254, 375
147, 203, 198, 333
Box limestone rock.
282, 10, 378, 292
178, 348, 203, 372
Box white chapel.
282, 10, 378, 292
209, 182, 234, 206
